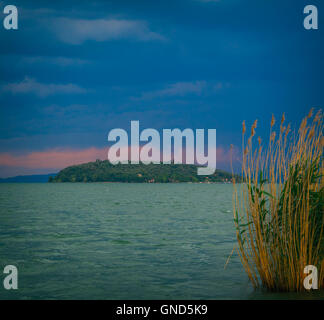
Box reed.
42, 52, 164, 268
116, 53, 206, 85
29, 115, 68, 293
233, 109, 324, 291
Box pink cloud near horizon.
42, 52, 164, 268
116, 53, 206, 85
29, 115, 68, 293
0, 147, 107, 169
0, 146, 240, 174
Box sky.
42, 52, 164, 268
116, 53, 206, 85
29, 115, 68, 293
0, 0, 323, 177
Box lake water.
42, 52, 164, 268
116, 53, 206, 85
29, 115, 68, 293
0, 183, 323, 300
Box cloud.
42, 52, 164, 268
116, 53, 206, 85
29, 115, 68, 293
21, 56, 91, 67
2, 77, 87, 97
134, 81, 229, 100
0, 146, 159, 171
0, 145, 237, 171
196, 0, 220, 3
0, 147, 107, 169
52, 18, 165, 44
135, 81, 207, 100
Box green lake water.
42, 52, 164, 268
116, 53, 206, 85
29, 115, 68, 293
0, 183, 323, 300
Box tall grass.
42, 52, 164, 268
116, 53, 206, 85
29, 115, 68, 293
233, 109, 323, 291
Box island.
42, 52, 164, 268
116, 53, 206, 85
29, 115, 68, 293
49, 160, 238, 183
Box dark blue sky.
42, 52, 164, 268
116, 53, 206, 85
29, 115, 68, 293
0, 0, 323, 176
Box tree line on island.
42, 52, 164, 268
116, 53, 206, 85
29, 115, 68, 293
49, 160, 239, 183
